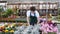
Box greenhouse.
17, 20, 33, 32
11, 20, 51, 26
0, 0, 60, 34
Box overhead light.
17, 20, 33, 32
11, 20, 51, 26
0, 3, 5, 5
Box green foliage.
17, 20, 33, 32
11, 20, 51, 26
6, 8, 13, 16
48, 32, 56, 34
58, 15, 60, 19
1, 13, 8, 18
1, 8, 13, 18
0, 20, 27, 23
0, 7, 3, 12
0, 7, 3, 17
58, 8, 60, 15
57, 15, 60, 21
57, 8, 60, 21
5, 27, 12, 31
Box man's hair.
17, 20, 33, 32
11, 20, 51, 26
30, 6, 36, 11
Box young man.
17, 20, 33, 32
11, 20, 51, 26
26, 6, 40, 26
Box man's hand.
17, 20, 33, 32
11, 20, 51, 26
28, 23, 30, 26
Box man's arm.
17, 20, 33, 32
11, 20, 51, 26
26, 11, 30, 25
36, 11, 40, 24
27, 17, 30, 25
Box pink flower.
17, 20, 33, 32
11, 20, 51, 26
59, 33, 60, 34
40, 22, 48, 33
53, 26, 58, 32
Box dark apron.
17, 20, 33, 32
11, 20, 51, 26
29, 12, 37, 26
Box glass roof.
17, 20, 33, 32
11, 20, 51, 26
3, 0, 59, 2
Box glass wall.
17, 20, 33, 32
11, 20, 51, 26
7, 2, 58, 17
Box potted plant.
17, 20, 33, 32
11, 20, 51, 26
1, 8, 13, 18
6, 8, 13, 16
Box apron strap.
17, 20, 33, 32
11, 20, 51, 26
34, 12, 36, 16
30, 12, 36, 16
